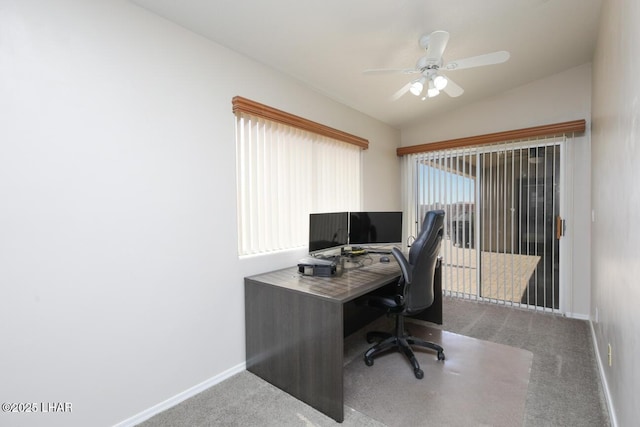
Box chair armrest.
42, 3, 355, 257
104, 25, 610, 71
391, 247, 411, 284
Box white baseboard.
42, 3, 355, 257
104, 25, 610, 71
589, 320, 618, 427
564, 311, 590, 320
113, 362, 247, 427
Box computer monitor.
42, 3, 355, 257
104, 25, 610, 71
349, 211, 403, 245
308, 212, 349, 253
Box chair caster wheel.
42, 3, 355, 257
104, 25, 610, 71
364, 356, 374, 366
437, 351, 446, 361
414, 368, 424, 379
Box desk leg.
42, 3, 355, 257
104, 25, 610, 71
245, 279, 344, 422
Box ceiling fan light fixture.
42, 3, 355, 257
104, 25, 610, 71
409, 78, 424, 96
427, 79, 440, 97
433, 75, 448, 90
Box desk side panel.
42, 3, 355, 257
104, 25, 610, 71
245, 278, 344, 422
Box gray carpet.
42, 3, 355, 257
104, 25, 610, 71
344, 324, 532, 427
139, 297, 610, 427
135, 370, 382, 427
441, 298, 610, 427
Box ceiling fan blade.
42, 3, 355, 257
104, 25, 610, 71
443, 51, 510, 71
422, 30, 449, 63
390, 82, 412, 101
442, 77, 464, 97
363, 67, 419, 75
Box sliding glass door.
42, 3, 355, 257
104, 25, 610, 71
407, 138, 563, 312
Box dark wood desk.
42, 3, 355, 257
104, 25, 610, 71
244, 257, 442, 423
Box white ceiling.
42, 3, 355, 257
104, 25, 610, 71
132, 0, 602, 129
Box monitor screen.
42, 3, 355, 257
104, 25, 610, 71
308, 212, 349, 253
349, 211, 403, 245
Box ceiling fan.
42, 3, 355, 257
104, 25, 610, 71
364, 30, 510, 101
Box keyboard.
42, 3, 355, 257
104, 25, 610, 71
366, 249, 392, 254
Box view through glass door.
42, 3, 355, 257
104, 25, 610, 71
414, 139, 562, 311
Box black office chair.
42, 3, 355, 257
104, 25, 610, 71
363, 210, 445, 379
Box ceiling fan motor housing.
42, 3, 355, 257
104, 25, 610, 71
416, 56, 441, 71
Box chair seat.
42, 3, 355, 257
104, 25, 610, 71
364, 295, 403, 313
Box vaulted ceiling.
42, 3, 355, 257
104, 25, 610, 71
132, 0, 602, 129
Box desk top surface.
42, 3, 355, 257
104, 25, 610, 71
245, 256, 402, 303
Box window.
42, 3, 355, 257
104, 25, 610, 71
233, 97, 367, 256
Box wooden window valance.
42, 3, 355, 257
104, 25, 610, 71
396, 119, 586, 156
232, 96, 369, 149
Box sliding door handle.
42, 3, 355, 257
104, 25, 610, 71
556, 216, 565, 240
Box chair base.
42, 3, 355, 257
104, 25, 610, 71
363, 317, 445, 379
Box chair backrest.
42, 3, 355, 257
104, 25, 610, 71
403, 210, 445, 315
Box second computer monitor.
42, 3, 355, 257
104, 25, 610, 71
309, 212, 349, 253
349, 211, 402, 245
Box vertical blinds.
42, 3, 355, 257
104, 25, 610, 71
235, 112, 362, 256
402, 136, 565, 311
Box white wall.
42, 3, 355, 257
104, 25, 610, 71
401, 63, 592, 146
0, 1, 400, 426
401, 63, 593, 318
591, 0, 640, 425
